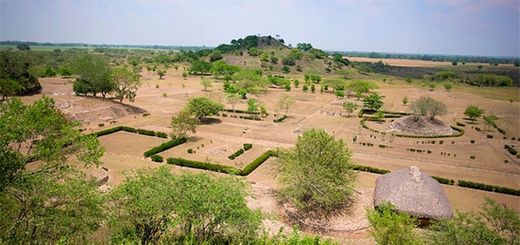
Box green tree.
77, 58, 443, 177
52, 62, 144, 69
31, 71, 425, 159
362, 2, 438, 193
200, 77, 212, 91
276, 94, 296, 115
293, 79, 300, 88
189, 60, 212, 75
209, 50, 223, 62
16, 43, 30, 51
186, 97, 223, 120
410, 97, 447, 120
363, 93, 384, 112
367, 202, 421, 245
157, 69, 166, 79
225, 93, 241, 112
0, 97, 104, 244
0, 50, 41, 96
0, 79, 21, 100
247, 98, 259, 113
72, 54, 114, 97
277, 129, 356, 216
210, 60, 240, 78
342, 102, 357, 117
464, 105, 485, 121
282, 65, 290, 74
304, 72, 321, 83
170, 109, 199, 139
347, 80, 375, 100
112, 65, 141, 103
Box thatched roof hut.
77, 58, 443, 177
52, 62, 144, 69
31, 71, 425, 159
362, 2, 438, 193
374, 166, 453, 220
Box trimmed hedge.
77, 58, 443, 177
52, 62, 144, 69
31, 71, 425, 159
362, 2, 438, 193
143, 137, 187, 157
90, 126, 123, 137
458, 180, 520, 196
239, 150, 276, 176
156, 132, 168, 138
90, 126, 170, 140
221, 108, 266, 116
432, 176, 455, 185
150, 155, 164, 163
228, 148, 245, 160
167, 157, 240, 174
274, 115, 288, 123
137, 128, 156, 137
352, 164, 390, 174
243, 143, 253, 151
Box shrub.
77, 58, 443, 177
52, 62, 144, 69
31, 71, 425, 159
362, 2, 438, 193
432, 176, 455, 185
143, 113, 150, 117
167, 157, 239, 174
156, 132, 168, 138
91, 126, 123, 137
98, 123, 105, 127
487, 135, 493, 139
228, 148, 245, 160
456, 122, 466, 127
243, 143, 253, 151
470, 140, 475, 144
352, 164, 390, 174
120, 126, 137, 133
143, 137, 187, 157
470, 156, 476, 159
150, 155, 164, 163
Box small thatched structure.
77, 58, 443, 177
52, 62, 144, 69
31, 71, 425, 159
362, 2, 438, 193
374, 166, 453, 221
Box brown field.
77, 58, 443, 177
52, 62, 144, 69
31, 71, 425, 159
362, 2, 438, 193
347, 56, 517, 68
21, 68, 520, 243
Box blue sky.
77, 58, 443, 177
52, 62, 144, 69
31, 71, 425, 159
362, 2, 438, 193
1, 0, 519, 56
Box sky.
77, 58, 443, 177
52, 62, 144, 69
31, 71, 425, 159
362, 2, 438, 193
1, 0, 519, 57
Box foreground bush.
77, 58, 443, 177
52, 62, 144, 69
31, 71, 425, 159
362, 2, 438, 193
108, 167, 261, 244
367, 202, 421, 245
277, 129, 356, 216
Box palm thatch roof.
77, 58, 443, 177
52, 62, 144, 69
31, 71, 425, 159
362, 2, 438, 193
374, 166, 453, 219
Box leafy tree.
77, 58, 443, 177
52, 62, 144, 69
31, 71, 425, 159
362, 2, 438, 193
225, 93, 241, 112
157, 69, 166, 79
0, 50, 41, 96
109, 167, 261, 244
333, 53, 350, 66
335, 89, 345, 98
342, 102, 357, 117
296, 43, 313, 51
189, 60, 212, 75
200, 77, 212, 91
170, 109, 199, 139
483, 114, 497, 130
16, 43, 30, 50
232, 69, 268, 93
277, 129, 356, 216
186, 97, 223, 120
347, 80, 375, 99
112, 65, 141, 103
276, 94, 296, 115
410, 97, 447, 120
247, 98, 259, 113
209, 50, 223, 62
363, 93, 384, 112
72, 54, 114, 97
210, 60, 240, 78
367, 202, 421, 245
293, 79, 300, 88
464, 105, 485, 121
304, 72, 321, 83
0, 97, 104, 244
282, 65, 290, 74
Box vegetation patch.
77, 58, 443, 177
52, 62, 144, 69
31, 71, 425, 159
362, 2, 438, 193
143, 137, 187, 157
458, 180, 520, 196
150, 155, 164, 163
274, 115, 288, 123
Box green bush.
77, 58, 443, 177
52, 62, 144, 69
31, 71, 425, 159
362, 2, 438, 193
432, 176, 455, 185
243, 143, 253, 151
143, 137, 187, 157
150, 155, 164, 163
120, 126, 137, 133
487, 135, 493, 139
156, 132, 168, 138
458, 180, 520, 196
90, 126, 123, 137
167, 157, 239, 174
187, 148, 193, 154
239, 150, 276, 176
228, 148, 245, 160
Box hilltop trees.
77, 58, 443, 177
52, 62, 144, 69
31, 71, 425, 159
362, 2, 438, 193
410, 97, 447, 120
112, 65, 141, 103
277, 129, 356, 216
464, 105, 485, 121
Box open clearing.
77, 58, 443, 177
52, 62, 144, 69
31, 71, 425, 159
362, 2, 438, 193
23, 68, 520, 243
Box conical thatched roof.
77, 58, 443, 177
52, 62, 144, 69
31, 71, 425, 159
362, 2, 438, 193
374, 166, 453, 219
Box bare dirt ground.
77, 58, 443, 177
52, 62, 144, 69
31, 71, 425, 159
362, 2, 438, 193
347, 57, 516, 68
20, 68, 520, 244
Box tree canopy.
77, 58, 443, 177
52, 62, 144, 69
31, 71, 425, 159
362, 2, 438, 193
410, 97, 447, 120
464, 105, 485, 121
186, 97, 223, 120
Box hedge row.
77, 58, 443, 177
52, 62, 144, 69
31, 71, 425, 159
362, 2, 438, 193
143, 137, 187, 157
221, 108, 266, 116
167, 157, 240, 174
228, 148, 245, 160
352, 164, 390, 174
91, 126, 168, 139
274, 115, 288, 123
431, 176, 455, 185
150, 155, 164, 163
458, 180, 520, 196
239, 150, 276, 176
505, 144, 518, 156
244, 143, 253, 151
